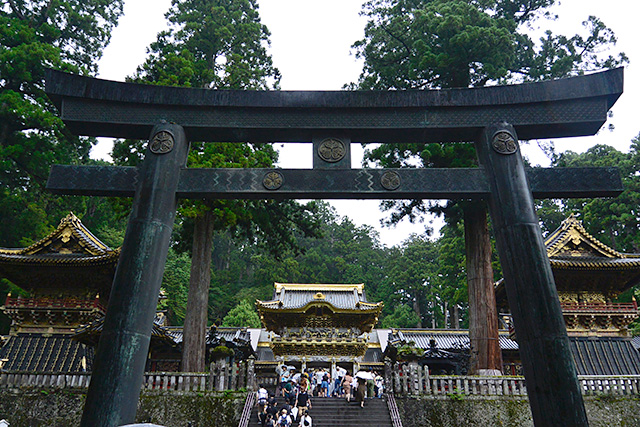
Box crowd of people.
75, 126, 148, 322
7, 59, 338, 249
256, 365, 385, 426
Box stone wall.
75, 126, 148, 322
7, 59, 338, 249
396, 395, 640, 427
0, 389, 246, 427
2, 389, 640, 427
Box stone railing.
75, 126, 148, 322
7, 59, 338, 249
4, 366, 639, 398
385, 363, 640, 397
0, 372, 91, 389
1, 357, 257, 392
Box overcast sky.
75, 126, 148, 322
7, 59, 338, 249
96, 0, 638, 246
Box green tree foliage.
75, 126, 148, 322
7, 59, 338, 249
0, 1, 124, 332
534, 139, 640, 253
350, 1, 626, 353
353, 0, 626, 91
534, 137, 640, 333
221, 299, 261, 328
436, 219, 468, 328
381, 304, 421, 328
385, 235, 440, 327
118, 0, 320, 371
352, 0, 626, 219
538, 140, 640, 253
0, 0, 124, 247
160, 249, 191, 326
353, 0, 627, 224
183, 202, 467, 331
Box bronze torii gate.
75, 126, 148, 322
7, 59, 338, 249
45, 68, 623, 427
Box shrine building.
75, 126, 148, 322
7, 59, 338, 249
2, 213, 640, 379
254, 283, 384, 375
0, 213, 118, 371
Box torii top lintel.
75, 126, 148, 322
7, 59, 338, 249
44, 68, 623, 143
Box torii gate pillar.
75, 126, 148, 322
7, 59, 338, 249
476, 122, 588, 426
80, 123, 189, 427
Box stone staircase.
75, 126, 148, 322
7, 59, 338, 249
250, 395, 394, 427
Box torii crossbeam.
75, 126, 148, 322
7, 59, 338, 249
45, 68, 624, 427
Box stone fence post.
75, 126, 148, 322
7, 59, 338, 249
247, 356, 256, 391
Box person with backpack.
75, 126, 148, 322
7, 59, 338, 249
299, 408, 313, 427
295, 385, 312, 416
264, 413, 275, 427
257, 384, 269, 407
275, 408, 292, 427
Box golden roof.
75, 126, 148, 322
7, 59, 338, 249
0, 213, 120, 295
0, 212, 120, 265
544, 215, 640, 270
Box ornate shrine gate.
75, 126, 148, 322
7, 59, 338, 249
45, 68, 623, 427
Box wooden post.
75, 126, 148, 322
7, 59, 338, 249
475, 122, 588, 426
80, 123, 189, 427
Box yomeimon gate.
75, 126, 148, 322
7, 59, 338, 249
44, 68, 624, 427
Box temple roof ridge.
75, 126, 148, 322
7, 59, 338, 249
273, 282, 364, 293
0, 212, 120, 261
545, 214, 639, 260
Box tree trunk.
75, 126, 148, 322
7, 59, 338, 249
431, 301, 436, 328
412, 298, 422, 328
465, 203, 503, 375
443, 300, 448, 329
451, 304, 460, 329
181, 210, 215, 372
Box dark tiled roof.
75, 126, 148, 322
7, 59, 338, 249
389, 329, 519, 351
207, 327, 253, 350
389, 330, 640, 375
74, 317, 176, 347
570, 336, 640, 376
258, 283, 382, 312
0, 334, 93, 372
164, 326, 252, 347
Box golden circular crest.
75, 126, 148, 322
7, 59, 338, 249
381, 171, 401, 190
318, 138, 346, 163
491, 131, 517, 155
150, 130, 175, 154
263, 171, 284, 190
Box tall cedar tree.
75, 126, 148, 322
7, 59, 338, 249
0, 1, 124, 246
351, 0, 626, 373
121, 0, 319, 372
0, 1, 123, 332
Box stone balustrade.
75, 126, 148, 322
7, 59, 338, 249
2, 367, 639, 398
385, 362, 640, 397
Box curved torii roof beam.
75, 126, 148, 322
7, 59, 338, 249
45, 68, 623, 143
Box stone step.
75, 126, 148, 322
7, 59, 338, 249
250, 396, 393, 427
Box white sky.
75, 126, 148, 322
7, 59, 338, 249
95, 0, 638, 247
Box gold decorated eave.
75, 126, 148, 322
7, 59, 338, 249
257, 282, 384, 333
0, 213, 120, 297
270, 339, 368, 357
0, 212, 118, 258
550, 258, 640, 270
